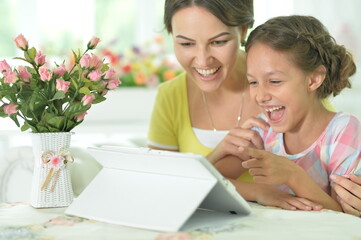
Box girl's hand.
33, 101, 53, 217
331, 174, 361, 217
240, 147, 301, 186
255, 184, 323, 211
207, 117, 269, 164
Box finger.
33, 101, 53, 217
242, 158, 263, 168
338, 198, 360, 217
333, 183, 361, 211
349, 174, 361, 185
286, 198, 312, 211
239, 146, 266, 159
241, 117, 270, 131
230, 128, 264, 150
331, 174, 361, 199
295, 198, 323, 211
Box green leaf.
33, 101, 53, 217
92, 94, 106, 104
20, 122, 31, 132
26, 47, 37, 62
51, 91, 65, 101
79, 87, 91, 95
64, 102, 90, 117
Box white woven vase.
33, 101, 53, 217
30, 132, 74, 208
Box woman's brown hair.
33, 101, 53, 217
164, 0, 254, 33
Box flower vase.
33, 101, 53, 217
30, 132, 74, 208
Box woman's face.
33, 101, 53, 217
246, 42, 313, 133
171, 6, 242, 92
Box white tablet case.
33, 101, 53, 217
65, 146, 251, 232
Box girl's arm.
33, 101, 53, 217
240, 146, 342, 211
229, 179, 322, 211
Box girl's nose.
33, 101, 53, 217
255, 85, 272, 103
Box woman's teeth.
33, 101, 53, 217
195, 67, 219, 76
265, 106, 284, 112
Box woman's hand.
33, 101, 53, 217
331, 174, 361, 217
240, 146, 301, 186
207, 117, 269, 164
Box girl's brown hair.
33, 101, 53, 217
245, 15, 356, 98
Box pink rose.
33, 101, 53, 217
54, 64, 67, 77
89, 54, 103, 69
81, 94, 95, 105
80, 54, 91, 68
107, 79, 121, 90
35, 51, 46, 66
88, 69, 102, 81
3, 103, 18, 116
0, 60, 11, 73
4, 71, 18, 83
39, 67, 52, 81
56, 79, 70, 93
74, 111, 87, 122
14, 34, 28, 50
18, 66, 31, 82
104, 69, 116, 79
87, 36, 100, 50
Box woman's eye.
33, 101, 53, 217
248, 81, 257, 85
211, 40, 228, 46
179, 42, 194, 47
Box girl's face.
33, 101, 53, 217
171, 6, 243, 92
246, 42, 313, 133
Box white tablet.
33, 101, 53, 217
65, 146, 251, 232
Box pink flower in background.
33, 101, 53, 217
35, 51, 46, 66
80, 54, 91, 68
0, 60, 11, 73
3, 103, 18, 116
81, 94, 95, 105
13, 34, 28, 50
107, 79, 121, 90
74, 111, 87, 122
56, 79, 70, 93
4, 71, 18, 83
87, 36, 101, 50
88, 69, 102, 81
39, 67, 52, 81
89, 54, 103, 69
54, 64, 67, 77
18, 66, 31, 82
104, 69, 116, 79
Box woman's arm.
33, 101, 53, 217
240, 147, 342, 211
331, 174, 361, 216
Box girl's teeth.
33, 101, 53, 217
266, 106, 283, 112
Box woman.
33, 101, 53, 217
147, 0, 322, 211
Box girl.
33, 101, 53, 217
232, 15, 360, 211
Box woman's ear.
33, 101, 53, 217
240, 25, 249, 46
308, 65, 326, 92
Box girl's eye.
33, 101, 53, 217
211, 40, 228, 46
270, 80, 282, 84
248, 80, 257, 85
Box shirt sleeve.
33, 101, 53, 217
147, 83, 179, 150
327, 114, 361, 177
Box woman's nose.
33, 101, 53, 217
195, 46, 211, 66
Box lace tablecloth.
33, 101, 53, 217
0, 202, 360, 240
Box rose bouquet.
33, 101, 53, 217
0, 34, 121, 132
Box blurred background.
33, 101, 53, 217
0, 0, 360, 202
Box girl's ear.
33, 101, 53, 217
308, 65, 326, 92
